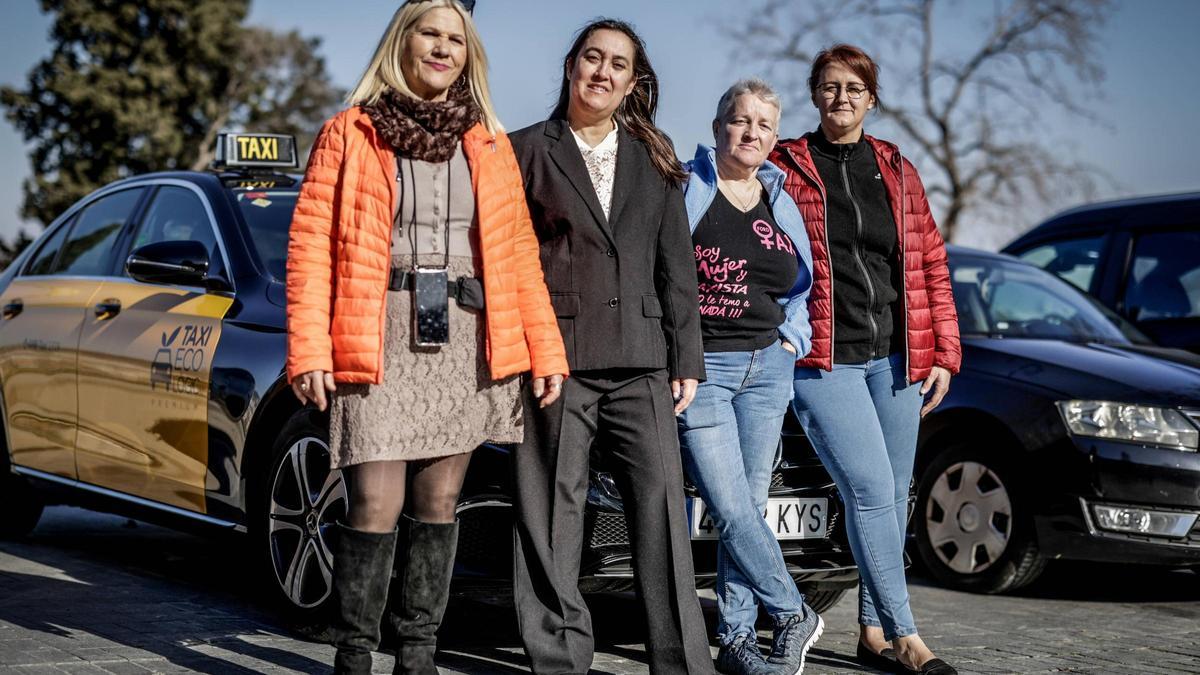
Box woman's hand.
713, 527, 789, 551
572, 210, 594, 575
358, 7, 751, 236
531, 373, 566, 408
291, 370, 337, 412
781, 340, 797, 355
920, 366, 952, 418
671, 378, 699, 415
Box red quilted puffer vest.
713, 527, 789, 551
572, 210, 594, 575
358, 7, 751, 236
769, 134, 961, 383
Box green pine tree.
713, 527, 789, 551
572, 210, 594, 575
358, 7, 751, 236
1, 0, 341, 241
0, 230, 36, 272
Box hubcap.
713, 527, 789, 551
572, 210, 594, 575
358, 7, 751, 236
957, 503, 982, 532
268, 435, 346, 609
925, 460, 1012, 575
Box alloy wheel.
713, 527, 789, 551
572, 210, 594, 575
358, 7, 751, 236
924, 460, 1013, 575
268, 435, 346, 609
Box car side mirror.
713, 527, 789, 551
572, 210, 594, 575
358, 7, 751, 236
126, 240, 210, 287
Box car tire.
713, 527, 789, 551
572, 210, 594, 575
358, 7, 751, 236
0, 473, 43, 539
799, 586, 847, 614
249, 408, 346, 618
913, 441, 1045, 594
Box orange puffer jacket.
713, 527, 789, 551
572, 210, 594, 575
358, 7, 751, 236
286, 107, 568, 384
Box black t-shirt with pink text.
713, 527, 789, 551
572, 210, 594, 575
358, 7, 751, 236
692, 190, 799, 352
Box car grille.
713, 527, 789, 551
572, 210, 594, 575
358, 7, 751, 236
686, 470, 787, 492
826, 506, 841, 540
1188, 519, 1200, 547
586, 413, 845, 548
588, 512, 629, 548
456, 503, 512, 568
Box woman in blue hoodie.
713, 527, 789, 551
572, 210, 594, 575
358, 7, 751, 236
679, 78, 818, 675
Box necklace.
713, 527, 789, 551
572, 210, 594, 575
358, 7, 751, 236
719, 177, 761, 212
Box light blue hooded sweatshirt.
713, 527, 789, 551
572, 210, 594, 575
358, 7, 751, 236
683, 144, 815, 357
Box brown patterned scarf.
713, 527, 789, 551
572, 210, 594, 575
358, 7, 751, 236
363, 78, 481, 163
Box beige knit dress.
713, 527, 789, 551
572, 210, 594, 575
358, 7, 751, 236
328, 145, 523, 468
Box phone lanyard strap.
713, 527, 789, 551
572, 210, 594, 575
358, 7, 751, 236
397, 156, 452, 270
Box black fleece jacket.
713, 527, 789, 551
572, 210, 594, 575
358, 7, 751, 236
806, 130, 905, 363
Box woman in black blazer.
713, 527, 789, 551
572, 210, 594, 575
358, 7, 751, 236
509, 18, 712, 675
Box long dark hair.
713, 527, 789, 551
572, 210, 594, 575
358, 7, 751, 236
551, 19, 685, 185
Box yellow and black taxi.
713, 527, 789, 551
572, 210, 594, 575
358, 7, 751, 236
0, 133, 348, 615
0, 133, 859, 618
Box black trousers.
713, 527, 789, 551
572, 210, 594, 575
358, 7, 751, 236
513, 368, 714, 675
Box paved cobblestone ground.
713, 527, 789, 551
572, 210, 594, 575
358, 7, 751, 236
0, 507, 1197, 674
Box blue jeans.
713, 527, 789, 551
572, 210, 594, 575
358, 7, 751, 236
677, 340, 805, 643
791, 353, 922, 640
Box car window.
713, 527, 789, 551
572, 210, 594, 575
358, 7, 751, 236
1016, 236, 1105, 291
990, 281, 1079, 323
129, 186, 221, 270
24, 218, 74, 276
56, 189, 144, 276
950, 257, 1129, 343
1123, 231, 1200, 321
232, 189, 298, 281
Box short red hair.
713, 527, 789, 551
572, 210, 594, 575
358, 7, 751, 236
808, 44, 881, 107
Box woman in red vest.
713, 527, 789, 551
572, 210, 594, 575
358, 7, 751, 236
770, 44, 961, 675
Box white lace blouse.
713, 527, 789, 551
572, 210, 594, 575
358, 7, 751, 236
571, 122, 619, 220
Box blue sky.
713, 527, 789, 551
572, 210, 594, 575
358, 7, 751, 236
2, 0, 1199, 249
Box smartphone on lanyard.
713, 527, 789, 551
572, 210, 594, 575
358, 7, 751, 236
413, 267, 450, 346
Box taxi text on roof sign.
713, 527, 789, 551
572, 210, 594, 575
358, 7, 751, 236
215, 132, 298, 170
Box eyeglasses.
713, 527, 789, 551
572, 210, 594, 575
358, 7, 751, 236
816, 83, 869, 101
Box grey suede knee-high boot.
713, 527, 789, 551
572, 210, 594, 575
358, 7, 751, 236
388, 516, 459, 675
330, 523, 397, 675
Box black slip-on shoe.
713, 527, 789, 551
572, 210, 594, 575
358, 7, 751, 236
854, 642, 897, 673
900, 657, 958, 675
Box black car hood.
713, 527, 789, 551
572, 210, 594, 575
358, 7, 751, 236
965, 337, 1200, 406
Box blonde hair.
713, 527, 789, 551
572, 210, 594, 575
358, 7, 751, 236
346, 0, 502, 134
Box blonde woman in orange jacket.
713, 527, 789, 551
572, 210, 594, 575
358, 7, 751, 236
285, 2, 566, 673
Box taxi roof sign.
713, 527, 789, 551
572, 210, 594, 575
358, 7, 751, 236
214, 132, 298, 170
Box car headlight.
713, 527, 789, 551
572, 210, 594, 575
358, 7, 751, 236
1056, 400, 1199, 451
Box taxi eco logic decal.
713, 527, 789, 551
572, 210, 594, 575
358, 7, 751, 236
151, 323, 214, 395
132, 291, 234, 413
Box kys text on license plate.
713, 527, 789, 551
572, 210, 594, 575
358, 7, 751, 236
689, 497, 828, 540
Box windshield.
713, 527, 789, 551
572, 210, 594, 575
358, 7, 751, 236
950, 255, 1147, 344
232, 189, 297, 281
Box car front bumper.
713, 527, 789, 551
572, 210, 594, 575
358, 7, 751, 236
451, 465, 860, 594
1035, 437, 1200, 565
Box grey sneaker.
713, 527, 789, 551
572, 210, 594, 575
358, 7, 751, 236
716, 633, 775, 675
767, 607, 824, 675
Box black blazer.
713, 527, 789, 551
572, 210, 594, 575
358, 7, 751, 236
510, 119, 704, 380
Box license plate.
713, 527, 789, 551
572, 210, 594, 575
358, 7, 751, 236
688, 497, 828, 540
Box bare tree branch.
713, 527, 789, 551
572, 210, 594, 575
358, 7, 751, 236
728, 0, 1114, 244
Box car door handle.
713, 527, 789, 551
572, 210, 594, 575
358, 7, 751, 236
93, 299, 121, 318
2, 299, 22, 319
